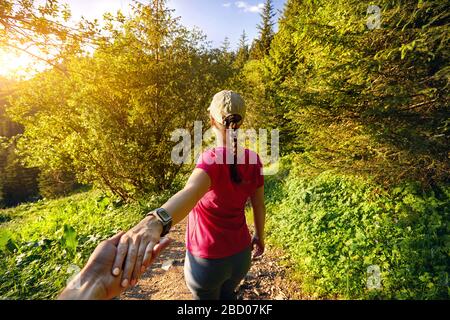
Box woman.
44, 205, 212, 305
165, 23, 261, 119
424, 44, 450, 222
111, 90, 266, 300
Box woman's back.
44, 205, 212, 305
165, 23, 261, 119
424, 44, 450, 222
186, 147, 264, 259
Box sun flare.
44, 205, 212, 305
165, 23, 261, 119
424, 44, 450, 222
0, 49, 42, 79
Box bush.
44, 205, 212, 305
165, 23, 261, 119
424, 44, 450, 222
265, 159, 449, 299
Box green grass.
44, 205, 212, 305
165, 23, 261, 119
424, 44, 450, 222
0, 189, 172, 300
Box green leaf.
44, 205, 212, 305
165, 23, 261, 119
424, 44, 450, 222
60, 224, 78, 255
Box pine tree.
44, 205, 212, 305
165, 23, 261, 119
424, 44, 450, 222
250, 0, 276, 59
238, 30, 249, 54
234, 30, 249, 69
220, 37, 231, 53
219, 36, 235, 67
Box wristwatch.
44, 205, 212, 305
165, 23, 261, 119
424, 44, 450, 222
147, 208, 172, 237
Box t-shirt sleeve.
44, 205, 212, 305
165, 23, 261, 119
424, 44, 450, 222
195, 149, 217, 183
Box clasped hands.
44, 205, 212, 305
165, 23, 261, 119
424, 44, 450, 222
59, 215, 167, 300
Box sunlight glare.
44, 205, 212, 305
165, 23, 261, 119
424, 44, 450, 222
0, 49, 46, 79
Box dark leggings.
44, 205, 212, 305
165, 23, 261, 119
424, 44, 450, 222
184, 247, 251, 300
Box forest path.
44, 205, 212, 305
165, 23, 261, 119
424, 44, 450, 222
120, 218, 305, 300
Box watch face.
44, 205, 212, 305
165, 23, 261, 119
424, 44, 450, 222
157, 208, 172, 223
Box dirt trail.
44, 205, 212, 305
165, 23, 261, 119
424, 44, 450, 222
120, 219, 305, 300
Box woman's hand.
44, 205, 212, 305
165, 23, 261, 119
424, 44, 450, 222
252, 235, 265, 259
111, 215, 164, 288
250, 186, 266, 260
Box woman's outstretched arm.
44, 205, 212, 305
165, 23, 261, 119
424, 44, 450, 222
161, 168, 211, 224
251, 185, 266, 258
111, 168, 211, 289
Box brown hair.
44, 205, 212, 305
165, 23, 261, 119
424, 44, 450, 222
224, 114, 243, 184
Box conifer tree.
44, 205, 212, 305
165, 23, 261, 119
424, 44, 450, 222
250, 0, 276, 59
234, 30, 250, 69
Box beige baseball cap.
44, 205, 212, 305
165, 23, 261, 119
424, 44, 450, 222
208, 90, 246, 126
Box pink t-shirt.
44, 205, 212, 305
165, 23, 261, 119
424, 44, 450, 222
186, 147, 264, 259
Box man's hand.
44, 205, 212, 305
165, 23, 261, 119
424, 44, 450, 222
59, 231, 171, 300
252, 235, 265, 259
112, 215, 164, 288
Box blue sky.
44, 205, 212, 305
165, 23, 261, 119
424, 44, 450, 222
65, 0, 287, 50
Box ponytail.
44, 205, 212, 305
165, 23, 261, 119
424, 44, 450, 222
224, 114, 242, 184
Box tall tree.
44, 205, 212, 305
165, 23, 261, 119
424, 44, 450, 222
8, 0, 233, 200
250, 0, 276, 59
234, 30, 250, 69
220, 36, 231, 53
218, 36, 235, 75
